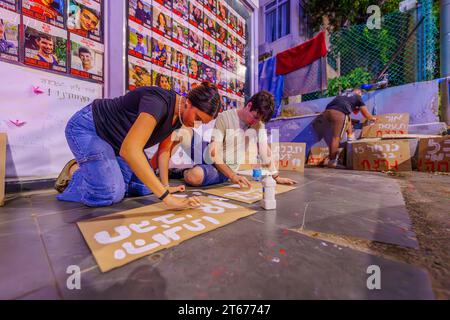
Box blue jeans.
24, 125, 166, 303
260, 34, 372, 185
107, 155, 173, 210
195, 164, 230, 187
57, 104, 152, 207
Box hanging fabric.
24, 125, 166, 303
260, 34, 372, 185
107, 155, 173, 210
275, 31, 328, 75
283, 56, 328, 96
258, 56, 285, 118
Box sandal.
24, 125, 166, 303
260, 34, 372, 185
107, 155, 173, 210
54, 159, 77, 193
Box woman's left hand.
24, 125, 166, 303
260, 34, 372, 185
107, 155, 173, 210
275, 177, 297, 185
168, 185, 186, 194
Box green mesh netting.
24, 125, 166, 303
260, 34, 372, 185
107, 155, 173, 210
301, 0, 438, 102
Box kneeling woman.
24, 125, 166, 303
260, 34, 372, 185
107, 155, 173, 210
57, 82, 221, 209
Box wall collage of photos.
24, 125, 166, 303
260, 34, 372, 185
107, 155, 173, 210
0, 0, 104, 83
127, 0, 247, 111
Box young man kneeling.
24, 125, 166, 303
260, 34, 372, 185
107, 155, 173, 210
179, 91, 297, 188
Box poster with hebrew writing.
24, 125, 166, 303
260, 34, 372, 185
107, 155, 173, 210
202, 181, 297, 204
417, 137, 450, 172
271, 142, 306, 172
78, 196, 256, 272
361, 113, 409, 138
0, 0, 18, 12
353, 139, 412, 172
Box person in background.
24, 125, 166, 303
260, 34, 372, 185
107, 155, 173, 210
55, 82, 222, 209
315, 88, 377, 168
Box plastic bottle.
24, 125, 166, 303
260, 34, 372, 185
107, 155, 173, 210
252, 155, 262, 182
261, 175, 277, 210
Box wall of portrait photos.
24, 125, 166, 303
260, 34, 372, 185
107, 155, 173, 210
126, 0, 247, 111
0, 0, 104, 83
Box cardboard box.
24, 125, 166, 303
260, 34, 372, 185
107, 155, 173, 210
271, 142, 306, 172
0, 133, 6, 206
307, 146, 329, 166
351, 139, 412, 171
417, 136, 450, 172
361, 113, 409, 138
347, 138, 420, 170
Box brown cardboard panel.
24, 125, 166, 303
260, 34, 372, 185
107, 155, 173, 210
361, 113, 409, 138
271, 142, 306, 172
0, 133, 6, 206
381, 134, 442, 140
307, 147, 329, 166
353, 139, 412, 171
77, 196, 256, 272
417, 136, 450, 172
201, 181, 297, 204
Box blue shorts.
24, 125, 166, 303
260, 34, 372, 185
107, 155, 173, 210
196, 164, 229, 187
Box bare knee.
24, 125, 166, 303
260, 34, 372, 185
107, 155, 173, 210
183, 166, 204, 187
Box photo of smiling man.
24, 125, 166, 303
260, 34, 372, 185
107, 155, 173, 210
24, 18, 67, 73
70, 33, 104, 81
68, 0, 102, 42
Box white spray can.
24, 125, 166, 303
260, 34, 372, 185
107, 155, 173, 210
261, 175, 277, 210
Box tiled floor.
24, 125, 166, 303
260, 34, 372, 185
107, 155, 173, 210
0, 168, 435, 299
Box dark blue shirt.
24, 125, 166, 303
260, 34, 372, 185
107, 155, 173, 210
326, 92, 365, 115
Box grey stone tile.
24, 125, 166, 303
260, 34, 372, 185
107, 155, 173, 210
55, 218, 433, 299
0, 217, 55, 300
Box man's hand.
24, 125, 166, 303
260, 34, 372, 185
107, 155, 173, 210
230, 174, 252, 189
168, 185, 186, 194
275, 176, 297, 185
163, 194, 201, 210
370, 117, 378, 122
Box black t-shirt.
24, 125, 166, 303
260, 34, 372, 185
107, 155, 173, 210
326, 92, 365, 115
92, 86, 181, 155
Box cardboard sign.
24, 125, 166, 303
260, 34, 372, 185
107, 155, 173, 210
307, 146, 329, 166
417, 137, 450, 172
202, 181, 297, 204
271, 142, 306, 172
353, 139, 412, 171
78, 196, 256, 272
0, 133, 6, 206
361, 113, 409, 138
